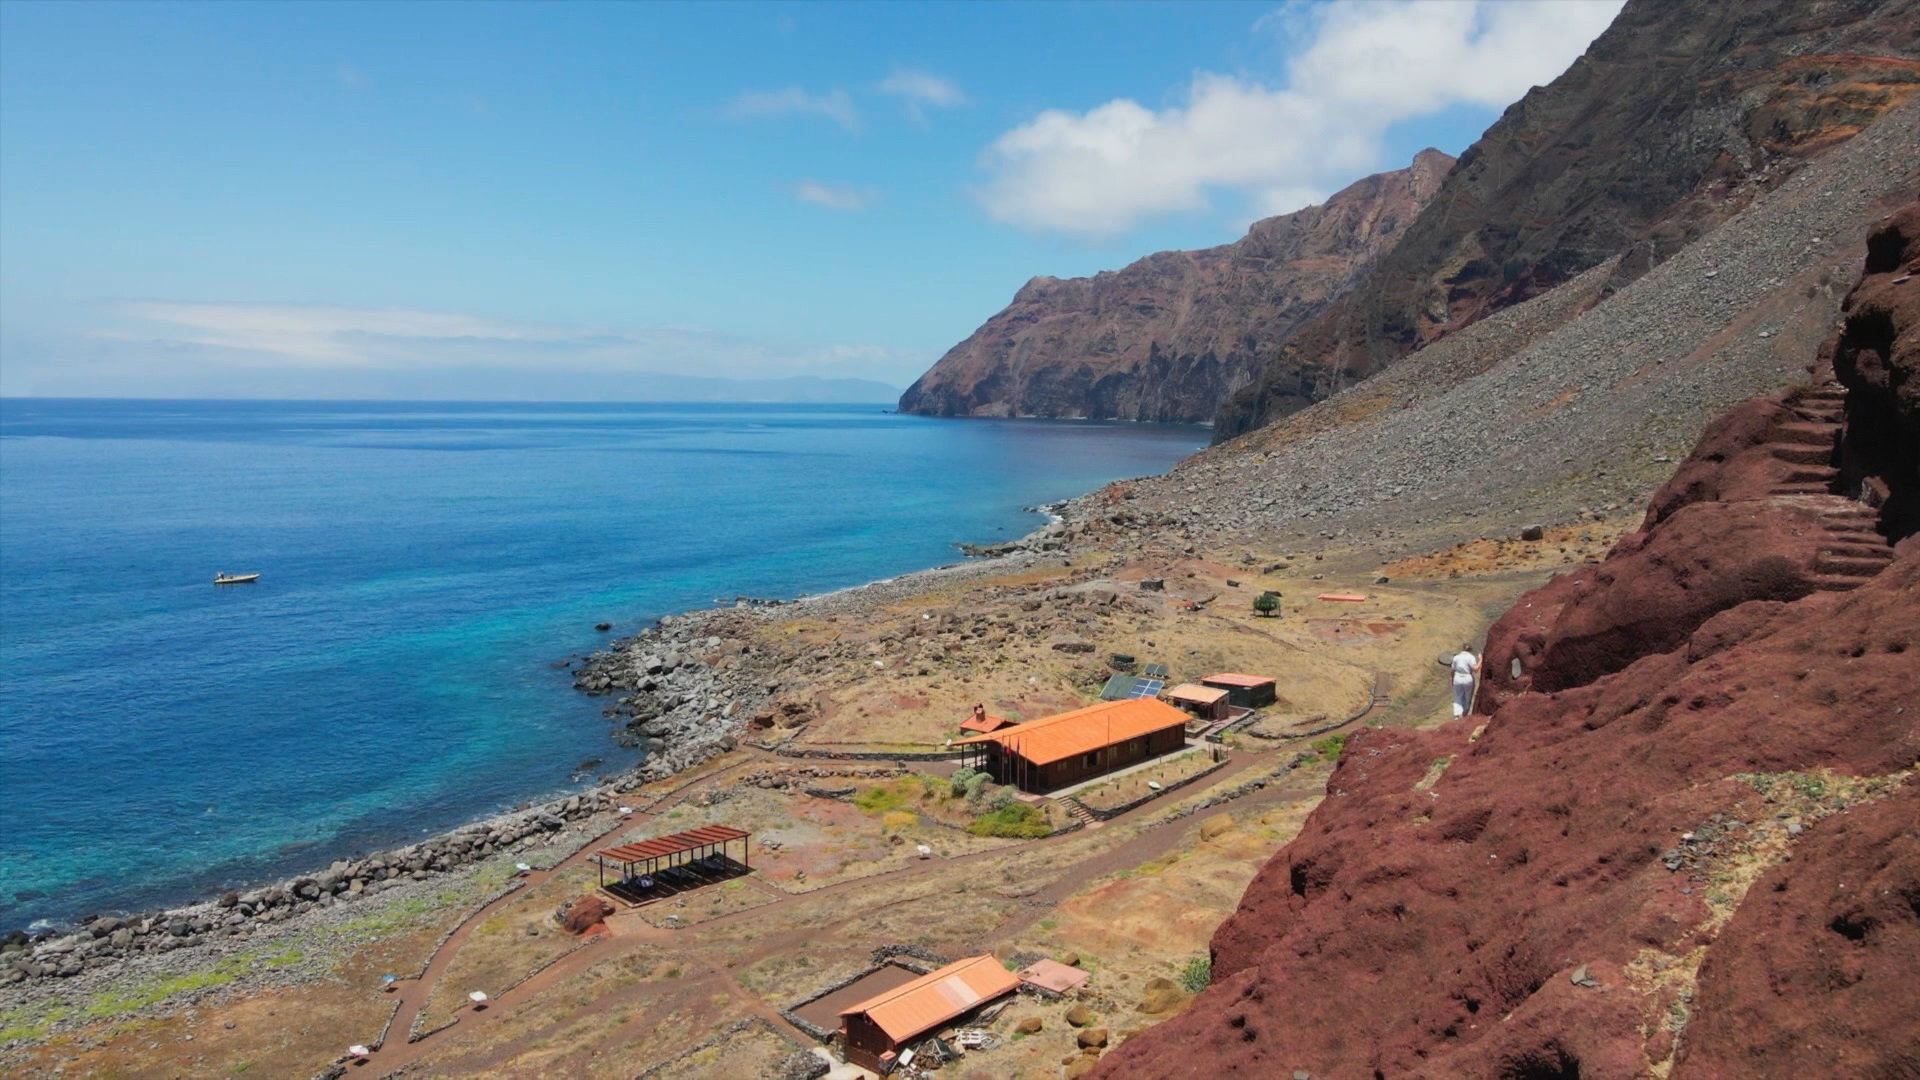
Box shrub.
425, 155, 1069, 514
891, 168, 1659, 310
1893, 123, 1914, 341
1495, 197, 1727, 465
967, 802, 1051, 839
1311, 733, 1347, 762
854, 782, 911, 814
1252, 591, 1280, 617
1178, 954, 1211, 992
949, 767, 988, 800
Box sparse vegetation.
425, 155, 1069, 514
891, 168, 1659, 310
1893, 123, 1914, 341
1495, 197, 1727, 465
967, 802, 1051, 839
1312, 733, 1348, 762
1179, 954, 1211, 992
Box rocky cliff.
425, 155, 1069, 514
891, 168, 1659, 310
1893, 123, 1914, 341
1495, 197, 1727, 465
1212, 0, 1920, 441
895, 150, 1453, 422
1096, 205, 1920, 1078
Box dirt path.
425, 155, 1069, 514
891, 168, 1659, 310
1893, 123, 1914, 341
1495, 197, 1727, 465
354, 747, 1292, 1076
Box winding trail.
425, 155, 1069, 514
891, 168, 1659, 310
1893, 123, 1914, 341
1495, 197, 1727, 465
352, 744, 1303, 1076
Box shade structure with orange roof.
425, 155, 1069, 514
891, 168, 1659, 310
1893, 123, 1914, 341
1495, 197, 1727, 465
838, 954, 1019, 1071
951, 696, 1190, 792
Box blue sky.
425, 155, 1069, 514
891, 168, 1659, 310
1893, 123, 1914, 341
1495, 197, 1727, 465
0, 0, 1622, 398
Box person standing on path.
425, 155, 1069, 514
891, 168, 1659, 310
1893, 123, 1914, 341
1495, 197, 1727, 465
1450, 644, 1481, 718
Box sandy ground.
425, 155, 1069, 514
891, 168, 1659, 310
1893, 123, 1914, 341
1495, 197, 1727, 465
8, 530, 1593, 1079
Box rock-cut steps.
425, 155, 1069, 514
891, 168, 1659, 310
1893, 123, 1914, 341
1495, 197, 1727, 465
1764, 384, 1897, 592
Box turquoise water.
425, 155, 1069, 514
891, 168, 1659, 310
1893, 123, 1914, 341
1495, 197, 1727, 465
0, 399, 1203, 930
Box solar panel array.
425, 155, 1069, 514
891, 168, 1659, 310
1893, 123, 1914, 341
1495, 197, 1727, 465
1100, 673, 1168, 700
1142, 663, 1169, 678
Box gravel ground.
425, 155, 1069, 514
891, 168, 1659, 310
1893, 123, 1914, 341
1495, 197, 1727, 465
1091, 98, 1920, 560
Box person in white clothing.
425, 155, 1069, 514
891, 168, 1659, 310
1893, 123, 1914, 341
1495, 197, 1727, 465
1450, 645, 1480, 718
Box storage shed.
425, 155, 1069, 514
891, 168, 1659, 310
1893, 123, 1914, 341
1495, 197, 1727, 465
952, 697, 1190, 793
839, 954, 1019, 1072
1166, 683, 1230, 722
1201, 672, 1277, 709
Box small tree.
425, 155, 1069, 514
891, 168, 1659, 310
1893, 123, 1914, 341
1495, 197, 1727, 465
1252, 591, 1280, 617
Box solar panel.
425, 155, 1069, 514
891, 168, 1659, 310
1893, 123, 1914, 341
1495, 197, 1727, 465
1130, 678, 1165, 698
1142, 663, 1169, 679
1099, 674, 1136, 701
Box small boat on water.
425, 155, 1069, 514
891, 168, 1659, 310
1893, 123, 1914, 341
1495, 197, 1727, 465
214, 572, 260, 585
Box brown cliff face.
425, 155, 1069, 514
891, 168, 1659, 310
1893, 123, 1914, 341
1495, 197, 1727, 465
1097, 206, 1920, 1079
1213, 0, 1920, 441
895, 150, 1453, 423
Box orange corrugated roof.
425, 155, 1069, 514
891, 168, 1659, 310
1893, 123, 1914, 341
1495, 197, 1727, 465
840, 954, 1019, 1043
1202, 672, 1275, 688
1166, 683, 1229, 704
952, 697, 1190, 766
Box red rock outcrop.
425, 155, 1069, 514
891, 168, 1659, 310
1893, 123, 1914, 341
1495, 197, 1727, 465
1097, 205, 1920, 1079
1214, 0, 1920, 441
562, 894, 613, 936
896, 150, 1453, 423
1833, 201, 1920, 540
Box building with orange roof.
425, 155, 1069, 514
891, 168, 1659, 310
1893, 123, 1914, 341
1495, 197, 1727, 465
951, 697, 1191, 793
838, 954, 1019, 1071
1201, 672, 1277, 708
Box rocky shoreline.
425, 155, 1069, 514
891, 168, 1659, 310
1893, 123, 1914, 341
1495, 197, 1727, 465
0, 506, 1094, 1010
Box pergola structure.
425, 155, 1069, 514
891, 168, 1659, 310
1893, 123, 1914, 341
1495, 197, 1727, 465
593, 825, 750, 897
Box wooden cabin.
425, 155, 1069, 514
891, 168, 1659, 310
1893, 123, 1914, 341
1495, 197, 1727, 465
952, 697, 1190, 793
839, 954, 1018, 1072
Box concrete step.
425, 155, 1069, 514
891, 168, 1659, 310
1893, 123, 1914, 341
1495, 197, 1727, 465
1819, 540, 1895, 556
1797, 386, 1848, 402
1806, 574, 1869, 592
1813, 556, 1894, 577
1770, 445, 1836, 466
1772, 422, 1840, 446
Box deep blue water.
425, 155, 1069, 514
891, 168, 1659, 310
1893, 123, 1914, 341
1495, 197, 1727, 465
0, 399, 1203, 930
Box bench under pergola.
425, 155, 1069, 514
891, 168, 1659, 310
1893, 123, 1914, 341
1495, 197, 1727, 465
594, 825, 751, 903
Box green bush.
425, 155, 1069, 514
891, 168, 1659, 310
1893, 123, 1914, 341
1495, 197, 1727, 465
949, 766, 989, 800
1178, 954, 1211, 992
1311, 733, 1347, 762
1252, 591, 1280, 617
967, 802, 1051, 839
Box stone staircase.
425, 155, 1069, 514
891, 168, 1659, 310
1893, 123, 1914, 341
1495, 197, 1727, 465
1057, 796, 1098, 827
1765, 384, 1897, 593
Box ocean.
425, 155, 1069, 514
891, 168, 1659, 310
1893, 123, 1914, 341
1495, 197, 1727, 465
0, 399, 1204, 931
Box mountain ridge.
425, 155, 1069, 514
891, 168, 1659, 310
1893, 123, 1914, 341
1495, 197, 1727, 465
896, 149, 1454, 423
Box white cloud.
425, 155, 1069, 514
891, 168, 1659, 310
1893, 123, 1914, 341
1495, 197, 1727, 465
87, 301, 922, 385
794, 180, 878, 211
724, 87, 859, 132
878, 68, 968, 124
974, 0, 1625, 235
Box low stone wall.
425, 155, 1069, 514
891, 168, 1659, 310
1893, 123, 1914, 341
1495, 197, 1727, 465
1082, 755, 1231, 821
630, 1016, 823, 1080
779, 944, 947, 1041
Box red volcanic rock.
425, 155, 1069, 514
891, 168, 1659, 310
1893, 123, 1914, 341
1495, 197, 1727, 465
1098, 549, 1919, 1080
1100, 210, 1920, 1076
1832, 201, 1920, 541
1677, 784, 1920, 1077
1526, 497, 1846, 692
562, 894, 614, 936
896, 150, 1452, 423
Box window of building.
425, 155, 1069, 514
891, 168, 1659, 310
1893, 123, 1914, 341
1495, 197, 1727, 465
1083, 751, 1099, 769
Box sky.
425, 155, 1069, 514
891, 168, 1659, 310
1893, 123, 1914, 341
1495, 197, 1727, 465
0, 0, 1625, 399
